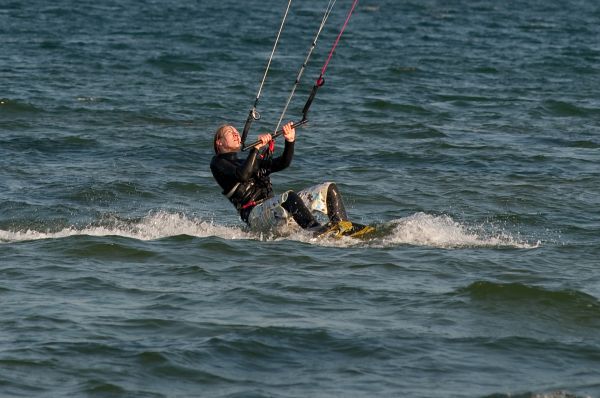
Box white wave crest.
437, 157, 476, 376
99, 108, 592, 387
382, 212, 539, 249
0, 211, 539, 249
0, 211, 252, 243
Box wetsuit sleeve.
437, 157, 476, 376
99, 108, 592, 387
235, 148, 260, 181
269, 140, 294, 173
211, 148, 260, 183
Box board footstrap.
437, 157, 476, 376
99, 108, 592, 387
317, 220, 375, 238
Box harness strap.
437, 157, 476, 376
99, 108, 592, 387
242, 195, 268, 210
225, 182, 241, 199
241, 201, 257, 210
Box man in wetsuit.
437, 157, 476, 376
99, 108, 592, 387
210, 122, 349, 233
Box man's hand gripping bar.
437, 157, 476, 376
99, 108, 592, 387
242, 119, 308, 151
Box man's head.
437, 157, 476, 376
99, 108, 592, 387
213, 124, 241, 154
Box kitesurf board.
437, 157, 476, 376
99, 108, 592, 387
314, 220, 376, 239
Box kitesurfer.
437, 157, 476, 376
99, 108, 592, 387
210, 122, 348, 233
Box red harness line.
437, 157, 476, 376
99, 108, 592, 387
259, 140, 275, 159
318, 0, 360, 80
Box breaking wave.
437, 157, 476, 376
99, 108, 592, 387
1, 211, 539, 249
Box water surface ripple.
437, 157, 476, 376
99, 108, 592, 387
1, 0, 599, 397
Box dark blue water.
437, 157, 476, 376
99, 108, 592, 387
2, 1, 599, 397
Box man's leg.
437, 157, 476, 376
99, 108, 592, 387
325, 183, 348, 223
296, 182, 349, 224
281, 191, 321, 229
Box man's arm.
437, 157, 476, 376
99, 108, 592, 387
210, 148, 260, 192
270, 122, 296, 172
270, 140, 295, 172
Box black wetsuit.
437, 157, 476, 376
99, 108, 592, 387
211, 140, 348, 230
210, 141, 294, 222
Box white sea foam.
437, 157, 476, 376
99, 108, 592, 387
0, 211, 251, 243
275, 212, 539, 249
0, 211, 538, 249
381, 212, 540, 249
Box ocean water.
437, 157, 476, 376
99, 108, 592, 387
1, 0, 599, 397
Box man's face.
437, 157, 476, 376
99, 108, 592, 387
218, 126, 241, 152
